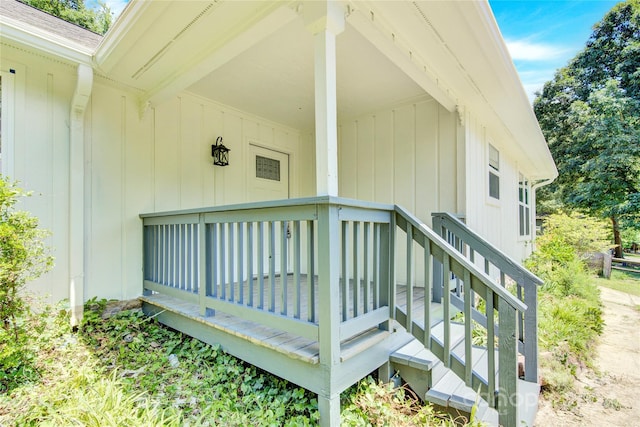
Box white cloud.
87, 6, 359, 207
517, 69, 560, 103
86, 0, 129, 19
104, 0, 129, 17
505, 39, 567, 62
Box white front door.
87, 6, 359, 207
247, 144, 290, 276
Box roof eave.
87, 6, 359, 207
0, 14, 92, 65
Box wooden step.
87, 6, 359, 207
341, 328, 390, 362
426, 370, 498, 424
450, 340, 499, 384
424, 369, 539, 426
430, 321, 466, 350
389, 339, 436, 371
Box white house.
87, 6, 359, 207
1, 1, 556, 425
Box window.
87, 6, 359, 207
488, 143, 500, 199
518, 173, 531, 236
256, 155, 280, 181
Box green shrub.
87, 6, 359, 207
525, 212, 605, 394
0, 177, 53, 392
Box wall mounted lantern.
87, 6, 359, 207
211, 136, 230, 166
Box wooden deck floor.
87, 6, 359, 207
142, 275, 444, 365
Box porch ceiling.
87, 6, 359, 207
187, 18, 427, 130
95, 1, 428, 130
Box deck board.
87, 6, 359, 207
143, 277, 434, 366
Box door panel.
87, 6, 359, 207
247, 145, 291, 276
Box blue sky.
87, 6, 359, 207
489, 0, 620, 101
91, 0, 620, 103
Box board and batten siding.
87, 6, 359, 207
3, 42, 305, 302
462, 110, 533, 263
87, 89, 304, 301
338, 98, 459, 221
337, 98, 459, 286
1, 47, 75, 302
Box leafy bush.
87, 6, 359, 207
525, 212, 605, 394
340, 378, 475, 426
0, 178, 53, 392
1, 301, 478, 425
79, 299, 320, 426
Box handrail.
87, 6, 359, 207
394, 206, 525, 426
396, 206, 526, 312
432, 212, 543, 286
140, 196, 395, 219
431, 212, 539, 385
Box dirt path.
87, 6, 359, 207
534, 287, 640, 426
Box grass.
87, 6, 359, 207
594, 269, 640, 297
0, 298, 472, 426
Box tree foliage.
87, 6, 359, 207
0, 178, 53, 390
22, 0, 113, 35
534, 0, 640, 257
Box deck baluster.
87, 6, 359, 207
247, 222, 254, 307
268, 221, 276, 312
443, 253, 451, 367
341, 221, 349, 321
281, 221, 288, 315
307, 220, 315, 322
258, 221, 265, 309
353, 221, 360, 318
293, 220, 301, 319
363, 222, 370, 313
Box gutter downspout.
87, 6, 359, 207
530, 177, 555, 250
69, 63, 93, 326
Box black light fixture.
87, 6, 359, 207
211, 136, 230, 166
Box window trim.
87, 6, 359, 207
518, 173, 531, 238
487, 142, 501, 203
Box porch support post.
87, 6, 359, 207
69, 63, 93, 326
316, 202, 341, 427
304, 1, 344, 197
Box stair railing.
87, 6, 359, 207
431, 212, 542, 384
393, 206, 526, 427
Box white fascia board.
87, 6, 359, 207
0, 15, 92, 65
94, 0, 168, 73
453, 1, 557, 180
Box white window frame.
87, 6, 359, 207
487, 142, 500, 203
518, 173, 531, 238
0, 69, 16, 178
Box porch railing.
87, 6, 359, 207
142, 197, 394, 353
431, 212, 542, 383
392, 206, 526, 426
141, 197, 532, 426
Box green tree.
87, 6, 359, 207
0, 178, 52, 334
534, 0, 640, 258
23, 0, 113, 35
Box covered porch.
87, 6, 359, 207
139, 196, 540, 426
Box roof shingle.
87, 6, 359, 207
0, 0, 103, 51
